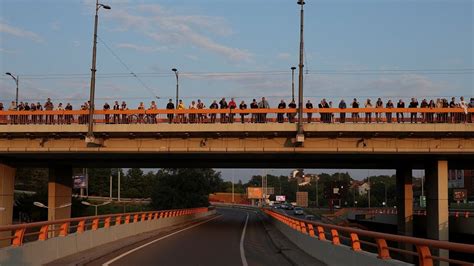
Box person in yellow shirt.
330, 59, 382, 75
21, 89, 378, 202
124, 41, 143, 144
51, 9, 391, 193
177, 99, 186, 123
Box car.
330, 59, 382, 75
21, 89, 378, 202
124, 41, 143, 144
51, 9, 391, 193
293, 207, 304, 215
286, 204, 294, 210
305, 214, 316, 221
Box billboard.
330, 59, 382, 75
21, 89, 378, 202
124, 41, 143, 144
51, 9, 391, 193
73, 175, 87, 189
276, 195, 286, 202
247, 187, 263, 199
296, 191, 308, 207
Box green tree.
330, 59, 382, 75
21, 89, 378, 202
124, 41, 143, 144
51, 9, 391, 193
151, 168, 222, 209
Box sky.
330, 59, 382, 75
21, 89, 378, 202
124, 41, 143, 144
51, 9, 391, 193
1, 0, 472, 182
1, 0, 472, 107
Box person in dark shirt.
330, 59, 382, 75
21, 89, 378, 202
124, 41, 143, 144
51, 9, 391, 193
219, 97, 228, 123
338, 99, 347, 123
209, 100, 218, 123
121, 101, 127, 124
351, 98, 359, 123
409, 98, 419, 123
113, 101, 120, 124
277, 100, 286, 123
103, 102, 111, 124
396, 99, 405, 123
288, 100, 297, 123
166, 99, 175, 124
239, 100, 247, 123
375, 98, 383, 123
420, 99, 428, 123
250, 99, 258, 123
386, 100, 394, 123
30, 103, 37, 124
36, 102, 43, 124
427, 99, 435, 123
306, 100, 313, 123
65, 103, 73, 124
24, 102, 30, 124
449, 97, 456, 123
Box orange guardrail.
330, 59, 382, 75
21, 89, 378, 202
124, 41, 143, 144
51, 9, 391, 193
0, 107, 472, 125
264, 209, 474, 266
352, 208, 472, 218
0, 207, 208, 247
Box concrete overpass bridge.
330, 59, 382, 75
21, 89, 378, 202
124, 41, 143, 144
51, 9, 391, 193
1, 108, 473, 265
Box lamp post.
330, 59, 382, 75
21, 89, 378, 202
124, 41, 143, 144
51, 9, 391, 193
296, 0, 305, 140
5, 72, 19, 109
87, 0, 111, 144
81, 201, 111, 216
291, 67, 296, 102
172, 68, 179, 108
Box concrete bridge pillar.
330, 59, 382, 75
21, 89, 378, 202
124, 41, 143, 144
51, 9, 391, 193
396, 166, 413, 259
48, 166, 73, 223
0, 164, 16, 247
425, 160, 449, 264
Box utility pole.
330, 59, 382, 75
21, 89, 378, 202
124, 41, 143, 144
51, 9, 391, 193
5, 73, 19, 108
291, 66, 296, 102
232, 169, 235, 204
315, 175, 319, 208
117, 169, 121, 202
86, 0, 110, 144
109, 173, 113, 201
368, 175, 371, 208
296, 0, 305, 142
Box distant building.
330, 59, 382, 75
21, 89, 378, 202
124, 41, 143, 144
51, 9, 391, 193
357, 182, 370, 195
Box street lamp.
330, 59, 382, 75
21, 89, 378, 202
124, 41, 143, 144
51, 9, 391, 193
81, 201, 111, 216
87, 0, 111, 144
33, 201, 72, 209
291, 67, 296, 102
172, 68, 179, 108
296, 0, 305, 142
5, 72, 19, 109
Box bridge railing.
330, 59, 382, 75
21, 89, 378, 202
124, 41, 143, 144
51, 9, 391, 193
264, 209, 474, 266
352, 207, 472, 218
0, 207, 208, 247
0, 107, 473, 125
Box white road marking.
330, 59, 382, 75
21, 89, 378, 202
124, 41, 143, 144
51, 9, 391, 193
102, 215, 222, 266
240, 213, 249, 266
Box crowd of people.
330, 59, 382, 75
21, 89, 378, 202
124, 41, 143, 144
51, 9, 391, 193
1, 96, 473, 125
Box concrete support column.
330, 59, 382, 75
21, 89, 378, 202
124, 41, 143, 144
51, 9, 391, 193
425, 160, 449, 263
396, 166, 413, 260
48, 167, 73, 222
0, 164, 16, 247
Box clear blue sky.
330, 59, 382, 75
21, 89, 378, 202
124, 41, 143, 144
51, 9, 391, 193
1, 0, 472, 108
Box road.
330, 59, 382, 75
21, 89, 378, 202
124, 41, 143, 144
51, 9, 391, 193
87, 208, 297, 266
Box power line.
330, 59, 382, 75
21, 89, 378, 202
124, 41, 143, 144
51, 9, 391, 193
96, 35, 159, 98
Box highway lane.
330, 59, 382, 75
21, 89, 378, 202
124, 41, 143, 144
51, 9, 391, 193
87, 208, 293, 266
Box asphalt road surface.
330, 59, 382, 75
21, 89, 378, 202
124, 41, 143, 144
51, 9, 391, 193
87, 208, 294, 266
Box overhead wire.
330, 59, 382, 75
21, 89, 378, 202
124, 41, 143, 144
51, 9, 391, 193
96, 35, 159, 98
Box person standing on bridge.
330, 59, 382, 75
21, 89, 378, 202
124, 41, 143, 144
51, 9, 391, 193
219, 97, 228, 123
239, 100, 247, 123
375, 98, 383, 123
385, 100, 394, 123
258, 97, 270, 123
228, 98, 237, 123
338, 99, 346, 123
364, 99, 373, 123
57, 102, 64, 125
44, 98, 54, 124
427, 99, 435, 123
306, 100, 313, 123
177, 100, 186, 123
65, 103, 73, 124
166, 99, 174, 124
103, 102, 110, 124
250, 99, 258, 123
288, 99, 297, 123
113, 101, 120, 124
409, 98, 418, 123
189, 100, 197, 123
120, 101, 128, 124
197, 99, 205, 123
210, 100, 218, 123
396, 99, 405, 123
277, 99, 286, 123
148, 101, 157, 124
351, 98, 359, 123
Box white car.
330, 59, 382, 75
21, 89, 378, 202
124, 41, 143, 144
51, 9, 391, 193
293, 207, 304, 215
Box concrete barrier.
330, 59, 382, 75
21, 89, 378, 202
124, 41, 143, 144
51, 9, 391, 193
0, 210, 215, 266
268, 214, 411, 266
